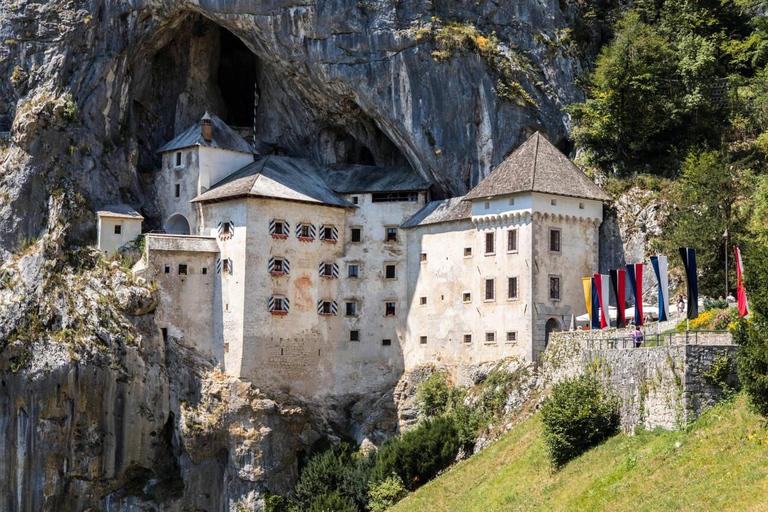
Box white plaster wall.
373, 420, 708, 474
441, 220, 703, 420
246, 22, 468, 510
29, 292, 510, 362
97, 217, 142, 255
198, 146, 253, 192
470, 192, 602, 222
471, 193, 533, 216
404, 217, 531, 369
158, 149, 201, 234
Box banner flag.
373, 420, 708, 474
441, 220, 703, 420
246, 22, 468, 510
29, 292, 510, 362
650, 255, 670, 322
582, 277, 592, 319
610, 269, 626, 328
734, 246, 750, 319
626, 263, 644, 326
679, 247, 699, 320
594, 273, 610, 329
591, 277, 600, 330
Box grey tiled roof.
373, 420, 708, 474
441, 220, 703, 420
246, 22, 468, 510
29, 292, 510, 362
323, 165, 430, 193
401, 197, 471, 228
192, 156, 354, 208
463, 132, 610, 202
97, 204, 144, 220
156, 112, 253, 154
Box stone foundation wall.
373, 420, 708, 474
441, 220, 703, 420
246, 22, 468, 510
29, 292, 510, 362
544, 332, 738, 432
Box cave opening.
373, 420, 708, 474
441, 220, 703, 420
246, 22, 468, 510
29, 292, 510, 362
217, 29, 257, 128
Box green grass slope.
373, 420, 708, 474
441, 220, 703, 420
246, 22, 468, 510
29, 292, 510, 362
392, 394, 768, 512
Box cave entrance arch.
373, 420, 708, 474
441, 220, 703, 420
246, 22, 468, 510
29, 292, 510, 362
544, 318, 561, 348
164, 214, 191, 235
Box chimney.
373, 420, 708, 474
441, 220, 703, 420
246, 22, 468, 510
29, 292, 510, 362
201, 112, 212, 142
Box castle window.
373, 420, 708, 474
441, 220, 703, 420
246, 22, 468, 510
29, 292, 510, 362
506, 331, 518, 343
382, 339, 392, 346
508, 277, 519, 300
419, 296, 427, 306
372, 192, 418, 203
270, 296, 289, 314
270, 219, 289, 238
175, 151, 182, 167
114, 225, 122, 235
175, 184, 180, 198
484, 201, 490, 210
345, 301, 358, 316
385, 302, 396, 316
464, 247, 472, 257
484, 278, 495, 302
485, 332, 496, 344
164, 265, 170, 274
320, 262, 338, 278
269, 257, 289, 275
297, 223, 315, 241
202, 267, 208, 275
549, 229, 561, 252
178, 264, 188, 276
420, 336, 428, 345
350, 330, 360, 342
352, 196, 360, 205
161, 328, 168, 342
217, 258, 234, 275
348, 264, 359, 278
463, 334, 472, 344
463, 292, 472, 303
549, 276, 561, 300
386, 227, 398, 242
485, 232, 495, 255
507, 229, 517, 252
551, 199, 557, 206
319, 224, 338, 243
385, 264, 396, 279
218, 221, 235, 240
420, 253, 427, 263
509, 197, 515, 205
351, 227, 362, 243
318, 300, 337, 316
579, 202, 585, 210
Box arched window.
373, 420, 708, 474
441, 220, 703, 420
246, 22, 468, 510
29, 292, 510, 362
545, 318, 561, 348
164, 214, 190, 235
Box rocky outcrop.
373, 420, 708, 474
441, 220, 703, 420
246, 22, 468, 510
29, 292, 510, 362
0, 0, 599, 257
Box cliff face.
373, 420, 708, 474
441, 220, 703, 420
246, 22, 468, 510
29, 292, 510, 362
0, 0, 593, 256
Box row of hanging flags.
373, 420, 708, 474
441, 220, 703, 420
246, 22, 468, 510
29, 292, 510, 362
582, 247, 750, 330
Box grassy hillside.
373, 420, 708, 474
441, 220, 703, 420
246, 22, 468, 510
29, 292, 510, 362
392, 394, 768, 512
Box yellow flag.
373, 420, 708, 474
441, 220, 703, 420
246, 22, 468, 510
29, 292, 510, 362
582, 277, 592, 316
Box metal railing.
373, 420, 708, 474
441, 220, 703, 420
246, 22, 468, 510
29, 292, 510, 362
583, 330, 732, 350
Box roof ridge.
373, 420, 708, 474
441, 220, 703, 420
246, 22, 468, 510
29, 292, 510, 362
530, 132, 540, 191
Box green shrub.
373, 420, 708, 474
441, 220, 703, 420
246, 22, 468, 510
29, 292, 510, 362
415, 371, 450, 417
371, 415, 461, 490
367, 474, 408, 512
704, 298, 729, 311
540, 374, 620, 468
290, 445, 371, 511
703, 352, 738, 395
264, 493, 289, 512
307, 491, 357, 512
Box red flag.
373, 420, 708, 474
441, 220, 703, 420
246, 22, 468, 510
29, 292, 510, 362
734, 246, 749, 319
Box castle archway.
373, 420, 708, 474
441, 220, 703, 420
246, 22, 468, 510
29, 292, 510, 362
164, 214, 191, 235
544, 317, 561, 348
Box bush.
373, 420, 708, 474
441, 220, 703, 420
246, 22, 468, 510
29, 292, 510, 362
367, 475, 408, 512
704, 298, 729, 311
307, 491, 357, 512
371, 415, 461, 490
415, 371, 451, 417
540, 374, 620, 468
264, 493, 289, 512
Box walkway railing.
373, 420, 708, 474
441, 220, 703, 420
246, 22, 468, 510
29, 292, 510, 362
582, 330, 732, 350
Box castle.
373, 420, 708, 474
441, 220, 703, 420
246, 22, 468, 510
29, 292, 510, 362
102, 113, 609, 399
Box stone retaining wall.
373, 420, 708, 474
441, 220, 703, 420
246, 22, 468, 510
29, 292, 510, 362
543, 332, 738, 432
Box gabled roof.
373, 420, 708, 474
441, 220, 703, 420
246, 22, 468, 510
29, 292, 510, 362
97, 205, 144, 220
323, 165, 430, 193
463, 132, 610, 202
156, 112, 253, 155
401, 197, 472, 228
191, 156, 354, 208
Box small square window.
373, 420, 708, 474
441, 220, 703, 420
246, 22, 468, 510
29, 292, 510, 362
509, 197, 515, 205
273, 297, 286, 311
385, 264, 396, 279
485, 278, 495, 301
464, 247, 473, 257
348, 264, 360, 278
385, 302, 396, 316
463, 292, 472, 303
549, 276, 561, 300
506, 331, 517, 343
352, 196, 360, 205
202, 267, 208, 275
300, 224, 312, 238
386, 227, 398, 242
579, 202, 585, 210
549, 229, 561, 252
419, 296, 427, 306
175, 184, 180, 198
224, 343, 230, 353
350, 330, 360, 342
346, 301, 358, 316
175, 151, 182, 167
463, 334, 472, 344
114, 225, 122, 235
274, 221, 285, 235
223, 259, 232, 274
273, 259, 285, 273
420, 252, 427, 262
485, 332, 496, 343
322, 263, 334, 277
321, 301, 333, 315
351, 228, 361, 243
178, 264, 188, 276
420, 336, 428, 345
382, 339, 392, 346
164, 265, 170, 274
485, 232, 495, 254
323, 226, 334, 240
484, 201, 490, 210
507, 229, 517, 252
551, 199, 557, 206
